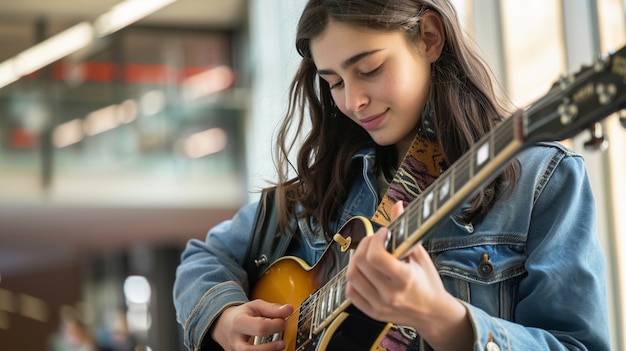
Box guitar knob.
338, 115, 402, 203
254, 255, 268, 267
583, 123, 609, 151
333, 233, 352, 252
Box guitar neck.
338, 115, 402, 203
386, 114, 523, 258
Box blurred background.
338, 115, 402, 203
0, 0, 624, 350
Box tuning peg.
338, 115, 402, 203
558, 73, 575, 90
593, 51, 610, 72
583, 122, 609, 151
596, 83, 618, 105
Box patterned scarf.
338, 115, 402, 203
371, 133, 445, 227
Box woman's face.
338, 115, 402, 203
310, 20, 433, 155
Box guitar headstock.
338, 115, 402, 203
522, 45, 626, 145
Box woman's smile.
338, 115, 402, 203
359, 109, 389, 130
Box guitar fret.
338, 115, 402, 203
438, 176, 451, 208
414, 202, 422, 237
312, 291, 321, 331
450, 165, 457, 198
455, 159, 469, 197
388, 210, 407, 252
319, 287, 326, 324
327, 283, 334, 315
385, 224, 395, 252
327, 285, 334, 315
395, 216, 405, 252
495, 118, 515, 152
336, 274, 348, 306
319, 287, 327, 322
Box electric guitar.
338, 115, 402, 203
251, 45, 626, 351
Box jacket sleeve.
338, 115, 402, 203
172, 201, 259, 351
465, 153, 611, 350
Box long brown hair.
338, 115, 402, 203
271, 0, 518, 238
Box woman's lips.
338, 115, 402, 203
359, 109, 388, 130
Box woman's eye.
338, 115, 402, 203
361, 65, 383, 77
329, 80, 344, 90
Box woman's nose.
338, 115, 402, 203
344, 82, 369, 112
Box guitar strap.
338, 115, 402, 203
371, 133, 445, 227
244, 189, 292, 288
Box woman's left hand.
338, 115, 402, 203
344, 201, 473, 350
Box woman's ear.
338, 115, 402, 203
420, 11, 445, 63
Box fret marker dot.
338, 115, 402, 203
477, 143, 489, 166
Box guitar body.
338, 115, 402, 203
250, 216, 394, 351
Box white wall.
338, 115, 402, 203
246, 0, 306, 201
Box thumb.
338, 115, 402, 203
251, 300, 294, 319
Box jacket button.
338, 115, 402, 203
478, 253, 495, 277
486, 341, 501, 351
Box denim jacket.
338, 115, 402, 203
173, 142, 610, 351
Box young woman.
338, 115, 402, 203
173, 1, 610, 350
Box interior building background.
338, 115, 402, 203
0, 0, 624, 350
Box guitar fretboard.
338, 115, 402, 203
385, 115, 522, 257
296, 265, 350, 336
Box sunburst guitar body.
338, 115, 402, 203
250, 216, 394, 351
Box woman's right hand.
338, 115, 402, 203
211, 300, 294, 351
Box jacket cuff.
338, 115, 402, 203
184, 281, 248, 350
460, 300, 509, 351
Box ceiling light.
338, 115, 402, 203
95, 0, 177, 37
14, 22, 94, 77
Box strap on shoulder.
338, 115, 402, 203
244, 189, 292, 288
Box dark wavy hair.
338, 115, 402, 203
270, 0, 518, 239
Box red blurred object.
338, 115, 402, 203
47, 61, 236, 86
8, 127, 38, 149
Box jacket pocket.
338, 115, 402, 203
428, 239, 527, 320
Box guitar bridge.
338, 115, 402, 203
252, 332, 282, 345
294, 294, 320, 351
